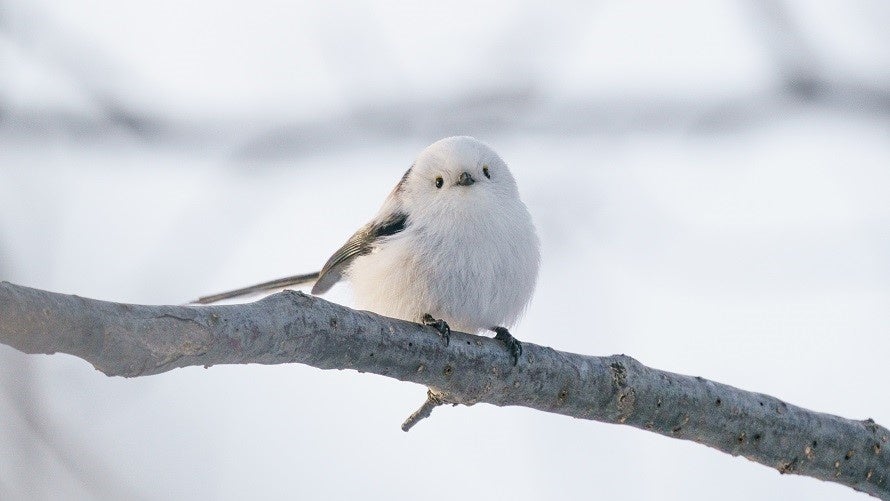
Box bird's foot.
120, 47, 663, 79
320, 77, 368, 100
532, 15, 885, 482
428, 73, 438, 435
422, 314, 451, 346
493, 327, 522, 366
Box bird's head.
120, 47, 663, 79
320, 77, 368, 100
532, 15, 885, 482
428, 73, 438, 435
394, 136, 521, 224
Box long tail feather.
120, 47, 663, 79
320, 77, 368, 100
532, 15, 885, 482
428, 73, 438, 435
192, 272, 321, 304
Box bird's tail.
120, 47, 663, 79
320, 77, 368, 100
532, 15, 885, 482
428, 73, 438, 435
190, 272, 321, 304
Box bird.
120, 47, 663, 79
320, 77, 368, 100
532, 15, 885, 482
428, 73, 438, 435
195, 136, 540, 364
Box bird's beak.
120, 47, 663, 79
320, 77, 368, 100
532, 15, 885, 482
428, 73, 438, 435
457, 172, 475, 186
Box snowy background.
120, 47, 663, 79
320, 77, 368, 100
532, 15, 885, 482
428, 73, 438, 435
2, 0, 889, 499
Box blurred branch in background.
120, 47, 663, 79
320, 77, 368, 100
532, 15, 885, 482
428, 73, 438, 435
745, 0, 890, 112
0, 0, 160, 136
1, 1, 888, 161
0, 350, 144, 500
3, 87, 889, 161
748, 0, 825, 99
0, 328, 41, 498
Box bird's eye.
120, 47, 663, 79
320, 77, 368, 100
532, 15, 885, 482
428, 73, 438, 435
435, 176, 444, 189
482, 166, 490, 179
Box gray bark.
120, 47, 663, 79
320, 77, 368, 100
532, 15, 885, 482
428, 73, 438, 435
1, 282, 887, 499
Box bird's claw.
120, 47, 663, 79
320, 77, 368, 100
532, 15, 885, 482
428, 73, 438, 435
422, 314, 451, 346
493, 327, 522, 366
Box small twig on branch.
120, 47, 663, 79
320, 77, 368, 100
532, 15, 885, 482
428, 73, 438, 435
401, 389, 452, 432
0, 282, 888, 499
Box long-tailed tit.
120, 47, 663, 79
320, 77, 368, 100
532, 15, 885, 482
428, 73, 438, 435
196, 136, 540, 364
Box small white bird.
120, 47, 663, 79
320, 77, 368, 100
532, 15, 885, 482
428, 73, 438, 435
197, 136, 540, 364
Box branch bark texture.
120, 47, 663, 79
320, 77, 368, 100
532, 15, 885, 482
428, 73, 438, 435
1, 282, 887, 499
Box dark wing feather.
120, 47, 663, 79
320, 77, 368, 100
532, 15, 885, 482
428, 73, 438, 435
311, 212, 408, 294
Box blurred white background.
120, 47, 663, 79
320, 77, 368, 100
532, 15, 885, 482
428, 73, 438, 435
1, 0, 889, 499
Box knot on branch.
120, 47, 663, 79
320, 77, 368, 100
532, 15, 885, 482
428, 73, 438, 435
610, 360, 637, 423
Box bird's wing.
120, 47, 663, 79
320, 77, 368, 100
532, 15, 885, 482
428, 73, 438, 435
311, 211, 408, 294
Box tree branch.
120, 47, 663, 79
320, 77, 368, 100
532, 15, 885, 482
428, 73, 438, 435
0, 282, 887, 499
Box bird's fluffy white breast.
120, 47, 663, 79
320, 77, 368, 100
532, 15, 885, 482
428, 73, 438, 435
348, 191, 539, 334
